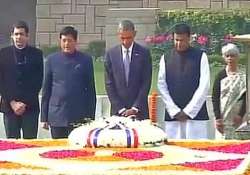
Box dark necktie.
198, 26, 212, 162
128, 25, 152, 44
124, 49, 130, 85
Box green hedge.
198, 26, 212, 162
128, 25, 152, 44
158, 10, 250, 35
40, 45, 60, 57
84, 40, 106, 60
41, 40, 106, 61
148, 9, 250, 67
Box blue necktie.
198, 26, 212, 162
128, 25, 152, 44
124, 49, 130, 85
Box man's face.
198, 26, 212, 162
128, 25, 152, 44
60, 34, 77, 54
118, 30, 136, 49
174, 33, 190, 52
11, 27, 29, 49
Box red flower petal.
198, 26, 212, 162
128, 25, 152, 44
0, 140, 38, 150
40, 150, 94, 159
194, 142, 250, 154
113, 151, 163, 161
179, 159, 243, 171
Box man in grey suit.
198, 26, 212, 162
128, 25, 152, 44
41, 26, 96, 139
104, 20, 152, 120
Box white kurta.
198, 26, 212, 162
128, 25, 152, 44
157, 52, 210, 139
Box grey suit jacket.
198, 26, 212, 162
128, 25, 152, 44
104, 42, 152, 119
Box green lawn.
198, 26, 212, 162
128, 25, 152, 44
94, 61, 223, 95
94, 61, 106, 94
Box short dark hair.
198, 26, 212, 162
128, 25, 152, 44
60, 26, 78, 40
118, 20, 135, 32
11, 21, 29, 34
174, 23, 191, 36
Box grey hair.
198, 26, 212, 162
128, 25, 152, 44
222, 43, 240, 57
118, 20, 135, 32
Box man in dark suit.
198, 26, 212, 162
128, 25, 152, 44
0, 21, 43, 139
104, 20, 152, 120
41, 26, 96, 139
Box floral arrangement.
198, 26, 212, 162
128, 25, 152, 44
0, 139, 249, 174
68, 116, 167, 148
39, 149, 163, 161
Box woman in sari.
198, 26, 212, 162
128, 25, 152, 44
212, 43, 246, 139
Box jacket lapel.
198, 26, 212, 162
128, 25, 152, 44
116, 45, 127, 87
129, 43, 140, 86
8, 46, 16, 65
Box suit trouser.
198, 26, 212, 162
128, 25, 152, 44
3, 110, 39, 139
50, 126, 74, 139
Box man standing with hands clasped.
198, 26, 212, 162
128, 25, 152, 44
0, 21, 43, 139
104, 20, 152, 120
158, 23, 210, 139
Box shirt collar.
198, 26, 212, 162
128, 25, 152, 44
121, 43, 134, 54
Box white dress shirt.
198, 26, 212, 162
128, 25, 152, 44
121, 43, 133, 63
118, 43, 138, 114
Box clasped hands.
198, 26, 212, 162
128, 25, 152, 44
10, 100, 26, 116
121, 108, 138, 117
215, 118, 224, 134
216, 115, 243, 134
174, 111, 189, 122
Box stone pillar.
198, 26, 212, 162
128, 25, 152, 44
223, 0, 228, 8
105, 8, 159, 49
232, 35, 250, 117
232, 35, 250, 139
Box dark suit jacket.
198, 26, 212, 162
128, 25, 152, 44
0, 45, 43, 114
104, 42, 152, 119
41, 51, 96, 127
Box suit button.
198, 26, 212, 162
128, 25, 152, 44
17, 81, 22, 85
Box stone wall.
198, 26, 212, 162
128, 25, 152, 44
36, 0, 250, 48
105, 8, 159, 49
0, 0, 36, 48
